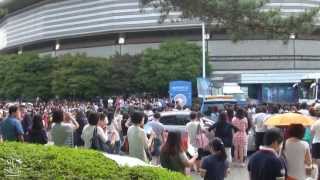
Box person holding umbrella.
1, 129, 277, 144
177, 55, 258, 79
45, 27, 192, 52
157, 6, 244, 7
264, 112, 316, 180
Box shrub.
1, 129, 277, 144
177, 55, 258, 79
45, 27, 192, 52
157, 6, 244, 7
0, 142, 190, 180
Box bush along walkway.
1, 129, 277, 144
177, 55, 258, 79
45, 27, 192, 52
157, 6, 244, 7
0, 142, 190, 180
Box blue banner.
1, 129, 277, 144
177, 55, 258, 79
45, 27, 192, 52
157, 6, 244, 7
169, 81, 192, 107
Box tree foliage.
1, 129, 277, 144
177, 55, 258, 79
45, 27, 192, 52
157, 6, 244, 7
136, 40, 210, 94
51, 54, 108, 99
0, 53, 54, 100
107, 54, 142, 95
0, 40, 205, 100
140, 0, 320, 40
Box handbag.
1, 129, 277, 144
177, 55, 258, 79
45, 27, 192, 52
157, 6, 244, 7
195, 124, 209, 149
306, 163, 318, 179
91, 127, 107, 152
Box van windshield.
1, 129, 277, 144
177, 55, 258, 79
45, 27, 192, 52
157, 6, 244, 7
202, 101, 237, 116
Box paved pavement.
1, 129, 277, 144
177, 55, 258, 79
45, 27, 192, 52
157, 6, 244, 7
191, 166, 249, 180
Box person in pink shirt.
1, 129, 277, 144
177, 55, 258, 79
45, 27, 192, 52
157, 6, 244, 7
232, 108, 248, 166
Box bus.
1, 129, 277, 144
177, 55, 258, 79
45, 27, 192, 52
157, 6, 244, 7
298, 73, 320, 105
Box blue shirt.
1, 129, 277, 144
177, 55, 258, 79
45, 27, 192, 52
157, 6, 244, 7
201, 154, 229, 180
0, 116, 24, 141
248, 149, 285, 180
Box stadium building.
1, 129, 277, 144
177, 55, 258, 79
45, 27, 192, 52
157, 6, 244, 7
1, 0, 320, 103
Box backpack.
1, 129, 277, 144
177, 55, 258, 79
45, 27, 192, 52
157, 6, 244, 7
195, 124, 209, 149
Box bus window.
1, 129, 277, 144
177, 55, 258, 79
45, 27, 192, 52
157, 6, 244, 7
299, 79, 316, 99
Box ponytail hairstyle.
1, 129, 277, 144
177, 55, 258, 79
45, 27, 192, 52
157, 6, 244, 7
210, 138, 227, 161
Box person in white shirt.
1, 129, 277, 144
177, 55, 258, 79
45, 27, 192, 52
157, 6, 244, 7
253, 106, 269, 151
127, 111, 154, 162
81, 112, 108, 150
311, 104, 320, 178
186, 112, 201, 148
51, 109, 76, 147
284, 124, 312, 180
108, 98, 114, 108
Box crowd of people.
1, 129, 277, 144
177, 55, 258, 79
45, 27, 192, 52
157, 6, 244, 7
1, 97, 320, 180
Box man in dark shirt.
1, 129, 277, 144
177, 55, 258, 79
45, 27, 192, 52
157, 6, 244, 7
20, 105, 32, 140
248, 128, 285, 180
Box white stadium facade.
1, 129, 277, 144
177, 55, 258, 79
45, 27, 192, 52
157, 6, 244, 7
1, 0, 320, 103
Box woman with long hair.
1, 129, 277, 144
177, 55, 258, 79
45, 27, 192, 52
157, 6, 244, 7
28, 114, 48, 144
160, 131, 198, 174
209, 112, 237, 163
232, 108, 248, 166
200, 138, 229, 180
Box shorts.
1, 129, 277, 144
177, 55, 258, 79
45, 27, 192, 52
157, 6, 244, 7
312, 143, 320, 159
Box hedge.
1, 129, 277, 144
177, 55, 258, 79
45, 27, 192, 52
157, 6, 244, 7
0, 142, 190, 180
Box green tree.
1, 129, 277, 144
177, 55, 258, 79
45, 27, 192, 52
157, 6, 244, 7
136, 40, 209, 94
140, 0, 319, 40
0, 53, 54, 100
51, 54, 110, 99
107, 54, 142, 95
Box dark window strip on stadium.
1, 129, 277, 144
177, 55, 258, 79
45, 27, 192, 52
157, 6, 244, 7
5, 27, 201, 50
6, 24, 320, 44
209, 55, 320, 62
42, 22, 197, 39
7, 24, 200, 48
270, 0, 320, 5
212, 67, 320, 71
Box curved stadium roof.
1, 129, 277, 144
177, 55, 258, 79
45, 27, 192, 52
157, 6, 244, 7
0, 0, 319, 51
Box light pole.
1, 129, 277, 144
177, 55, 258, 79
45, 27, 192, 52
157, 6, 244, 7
118, 35, 125, 56
205, 33, 210, 60
202, 23, 206, 78
289, 33, 296, 69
